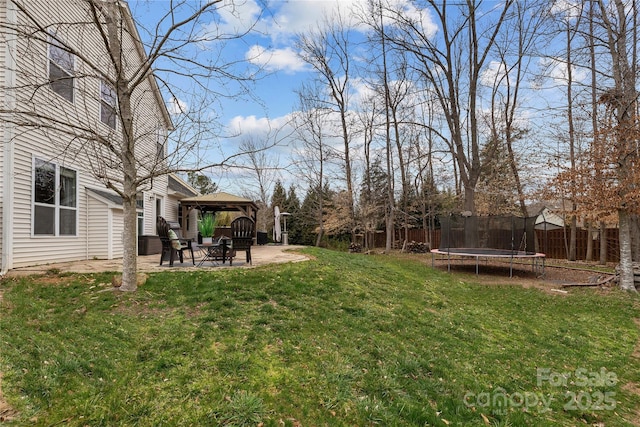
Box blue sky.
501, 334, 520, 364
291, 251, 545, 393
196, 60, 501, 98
129, 0, 351, 128
127, 0, 580, 198
128, 0, 363, 193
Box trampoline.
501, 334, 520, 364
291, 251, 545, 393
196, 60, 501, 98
432, 215, 546, 277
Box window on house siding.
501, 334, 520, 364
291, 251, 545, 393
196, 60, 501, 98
48, 38, 75, 103
59, 167, 77, 235
175, 203, 190, 231
100, 80, 117, 129
33, 158, 78, 236
137, 212, 144, 236
136, 193, 144, 236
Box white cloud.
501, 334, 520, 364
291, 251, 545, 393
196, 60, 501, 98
218, 0, 264, 34
262, 0, 359, 40
348, 77, 376, 108
260, 0, 436, 42
228, 114, 272, 135
226, 114, 295, 144
550, 0, 582, 21
168, 97, 189, 115
246, 45, 308, 73
480, 60, 508, 87
539, 56, 588, 86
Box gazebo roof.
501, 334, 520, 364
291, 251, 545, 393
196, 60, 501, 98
181, 192, 256, 205
179, 192, 259, 224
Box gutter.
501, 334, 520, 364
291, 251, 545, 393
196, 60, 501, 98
1, 0, 17, 276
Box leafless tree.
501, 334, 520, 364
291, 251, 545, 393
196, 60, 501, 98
386, 0, 515, 214
355, 92, 380, 250
295, 11, 356, 238
291, 82, 334, 246
237, 135, 281, 233
486, 0, 546, 218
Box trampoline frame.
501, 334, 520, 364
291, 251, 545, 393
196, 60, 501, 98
431, 248, 546, 277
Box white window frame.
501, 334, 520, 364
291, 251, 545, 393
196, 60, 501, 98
48, 35, 75, 103
32, 157, 79, 237
100, 80, 117, 129
136, 193, 144, 236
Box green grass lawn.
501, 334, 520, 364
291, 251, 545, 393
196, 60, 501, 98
1, 248, 639, 426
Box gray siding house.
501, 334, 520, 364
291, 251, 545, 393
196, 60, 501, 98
0, 0, 185, 271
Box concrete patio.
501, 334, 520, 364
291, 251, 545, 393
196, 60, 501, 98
6, 244, 309, 276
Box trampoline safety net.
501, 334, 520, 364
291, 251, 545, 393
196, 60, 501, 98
439, 215, 538, 255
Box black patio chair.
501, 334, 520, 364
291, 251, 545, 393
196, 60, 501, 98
156, 216, 195, 266
230, 216, 255, 265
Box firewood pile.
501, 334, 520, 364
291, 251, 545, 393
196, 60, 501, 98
349, 242, 363, 253
405, 241, 430, 253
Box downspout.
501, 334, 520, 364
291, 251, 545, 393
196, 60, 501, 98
1, 0, 17, 276
86, 193, 90, 260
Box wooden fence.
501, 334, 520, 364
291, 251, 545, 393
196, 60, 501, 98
535, 228, 620, 262
368, 227, 621, 262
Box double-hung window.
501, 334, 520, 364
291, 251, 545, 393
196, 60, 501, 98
33, 158, 78, 236
48, 37, 75, 103
100, 80, 117, 129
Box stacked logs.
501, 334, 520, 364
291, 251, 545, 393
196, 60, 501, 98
405, 241, 430, 253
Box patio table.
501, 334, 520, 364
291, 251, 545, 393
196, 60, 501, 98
197, 240, 231, 267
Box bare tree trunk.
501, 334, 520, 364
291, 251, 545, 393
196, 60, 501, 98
619, 210, 636, 291
589, 0, 601, 266
315, 217, 324, 247
565, 14, 579, 262
377, 1, 394, 254
598, 0, 638, 290
107, 3, 138, 291
600, 221, 608, 265
586, 222, 593, 262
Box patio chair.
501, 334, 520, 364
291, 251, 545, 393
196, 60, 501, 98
156, 216, 195, 266
230, 216, 255, 265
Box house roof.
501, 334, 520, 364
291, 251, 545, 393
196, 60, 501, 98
87, 188, 123, 207
168, 174, 198, 197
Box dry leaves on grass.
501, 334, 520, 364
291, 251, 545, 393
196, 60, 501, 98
0, 373, 18, 422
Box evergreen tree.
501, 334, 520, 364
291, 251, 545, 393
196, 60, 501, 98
271, 180, 287, 211
299, 183, 333, 246
359, 160, 389, 231
186, 172, 218, 195
285, 185, 302, 244
271, 180, 287, 241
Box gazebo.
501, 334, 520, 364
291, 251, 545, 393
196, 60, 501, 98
179, 192, 259, 235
